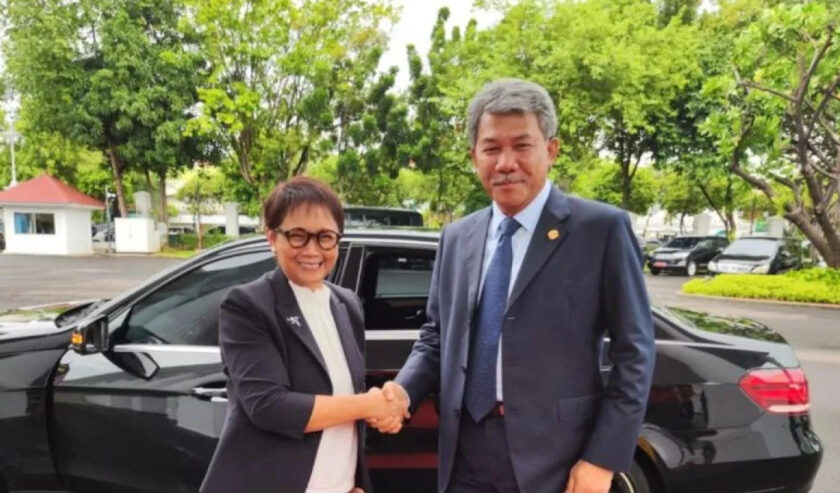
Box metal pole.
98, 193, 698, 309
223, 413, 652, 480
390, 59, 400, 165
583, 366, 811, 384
9, 140, 16, 187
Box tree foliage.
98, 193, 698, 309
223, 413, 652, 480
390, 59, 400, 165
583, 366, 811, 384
702, 0, 840, 266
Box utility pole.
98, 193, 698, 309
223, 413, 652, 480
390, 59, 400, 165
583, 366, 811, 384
3, 130, 21, 188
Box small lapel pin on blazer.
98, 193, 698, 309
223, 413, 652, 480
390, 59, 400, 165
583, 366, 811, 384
547, 229, 561, 241
286, 316, 301, 327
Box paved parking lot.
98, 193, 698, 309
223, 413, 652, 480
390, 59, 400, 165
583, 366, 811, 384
0, 253, 183, 310
1, 253, 837, 491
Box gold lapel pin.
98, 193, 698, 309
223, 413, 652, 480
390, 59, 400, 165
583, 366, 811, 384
547, 229, 560, 240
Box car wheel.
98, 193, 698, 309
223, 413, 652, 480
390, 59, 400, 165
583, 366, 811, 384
649, 267, 660, 276
686, 260, 697, 276
610, 459, 652, 493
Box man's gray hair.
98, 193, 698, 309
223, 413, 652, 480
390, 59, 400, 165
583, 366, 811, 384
467, 78, 558, 146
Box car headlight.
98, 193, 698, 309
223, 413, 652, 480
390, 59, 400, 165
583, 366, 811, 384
708, 260, 718, 272
751, 263, 770, 274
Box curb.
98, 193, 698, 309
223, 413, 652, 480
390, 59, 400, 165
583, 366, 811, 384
676, 291, 840, 311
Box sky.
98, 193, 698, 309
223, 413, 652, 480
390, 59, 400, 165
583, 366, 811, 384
377, 0, 502, 89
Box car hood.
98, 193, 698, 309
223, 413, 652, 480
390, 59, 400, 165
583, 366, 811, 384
654, 247, 691, 255
715, 253, 772, 263
0, 302, 83, 352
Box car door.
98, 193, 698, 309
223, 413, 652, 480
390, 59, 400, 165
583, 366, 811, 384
343, 242, 439, 493
51, 250, 276, 493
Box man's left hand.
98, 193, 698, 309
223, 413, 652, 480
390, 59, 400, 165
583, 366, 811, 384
563, 460, 613, 493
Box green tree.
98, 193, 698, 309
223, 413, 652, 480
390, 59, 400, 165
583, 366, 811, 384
426, 0, 701, 213
572, 160, 658, 215
176, 165, 226, 249
4, 0, 208, 217
703, 0, 840, 266
184, 0, 397, 211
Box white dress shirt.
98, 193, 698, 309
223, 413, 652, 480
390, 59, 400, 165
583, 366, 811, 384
290, 281, 358, 493
478, 180, 552, 402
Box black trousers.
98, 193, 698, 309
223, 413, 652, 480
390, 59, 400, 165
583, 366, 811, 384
447, 413, 521, 493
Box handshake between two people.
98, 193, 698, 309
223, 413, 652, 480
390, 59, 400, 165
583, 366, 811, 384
364, 381, 410, 434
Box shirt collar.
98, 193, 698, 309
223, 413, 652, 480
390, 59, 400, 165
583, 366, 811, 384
490, 180, 552, 238
288, 280, 331, 305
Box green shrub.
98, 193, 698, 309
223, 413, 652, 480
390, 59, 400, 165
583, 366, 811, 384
169, 233, 230, 250
682, 268, 840, 305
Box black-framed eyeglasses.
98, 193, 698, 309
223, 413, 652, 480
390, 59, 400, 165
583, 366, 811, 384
274, 227, 342, 250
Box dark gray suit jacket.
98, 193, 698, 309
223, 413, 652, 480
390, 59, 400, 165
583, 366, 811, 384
396, 187, 656, 493
201, 268, 371, 493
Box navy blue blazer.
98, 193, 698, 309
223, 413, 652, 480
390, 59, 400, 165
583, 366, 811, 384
201, 268, 371, 493
396, 187, 656, 493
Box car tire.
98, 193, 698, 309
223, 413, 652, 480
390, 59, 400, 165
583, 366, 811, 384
610, 458, 653, 493
649, 267, 660, 276
686, 260, 697, 276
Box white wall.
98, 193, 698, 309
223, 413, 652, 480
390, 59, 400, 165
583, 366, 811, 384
2, 205, 95, 255
63, 209, 94, 255
115, 217, 160, 253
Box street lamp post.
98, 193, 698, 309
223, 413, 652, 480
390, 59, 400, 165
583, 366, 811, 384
3, 130, 21, 188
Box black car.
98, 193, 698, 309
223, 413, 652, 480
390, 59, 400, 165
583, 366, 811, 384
344, 206, 424, 227
648, 235, 729, 276
709, 236, 803, 275
0, 231, 822, 493
205, 225, 258, 236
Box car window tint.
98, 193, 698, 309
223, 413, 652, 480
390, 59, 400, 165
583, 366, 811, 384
118, 251, 275, 346
361, 250, 434, 330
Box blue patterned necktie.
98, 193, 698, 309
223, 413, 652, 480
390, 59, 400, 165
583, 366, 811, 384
464, 217, 521, 422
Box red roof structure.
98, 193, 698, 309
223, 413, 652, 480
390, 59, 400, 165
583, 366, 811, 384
0, 175, 104, 208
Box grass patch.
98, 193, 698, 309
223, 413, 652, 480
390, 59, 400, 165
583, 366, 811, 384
155, 246, 199, 259
682, 268, 840, 305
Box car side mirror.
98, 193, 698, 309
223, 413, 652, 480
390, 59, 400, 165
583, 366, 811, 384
108, 349, 160, 380
71, 315, 110, 355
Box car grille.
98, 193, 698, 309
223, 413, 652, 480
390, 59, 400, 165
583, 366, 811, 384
715, 262, 753, 273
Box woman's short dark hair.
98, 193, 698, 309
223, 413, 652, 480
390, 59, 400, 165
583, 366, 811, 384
263, 177, 344, 232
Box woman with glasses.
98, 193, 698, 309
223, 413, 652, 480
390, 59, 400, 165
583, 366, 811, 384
201, 177, 408, 493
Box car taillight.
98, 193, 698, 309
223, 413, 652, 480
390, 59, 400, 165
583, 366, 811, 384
739, 368, 810, 414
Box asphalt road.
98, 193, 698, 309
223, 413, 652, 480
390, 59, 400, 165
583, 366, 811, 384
0, 254, 837, 492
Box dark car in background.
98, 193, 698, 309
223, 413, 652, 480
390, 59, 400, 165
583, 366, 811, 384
709, 236, 803, 275
648, 235, 729, 276
205, 225, 258, 236
344, 206, 423, 227
0, 231, 822, 493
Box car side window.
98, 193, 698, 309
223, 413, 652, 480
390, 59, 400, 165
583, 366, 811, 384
360, 249, 435, 330
115, 251, 276, 346
696, 239, 715, 249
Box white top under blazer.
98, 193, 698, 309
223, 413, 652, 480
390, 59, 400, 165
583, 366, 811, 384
290, 281, 358, 493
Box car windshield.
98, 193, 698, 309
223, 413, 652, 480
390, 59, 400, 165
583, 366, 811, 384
664, 237, 700, 249
722, 238, 778, 257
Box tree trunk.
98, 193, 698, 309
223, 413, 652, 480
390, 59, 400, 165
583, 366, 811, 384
621, 162, 632, 211
783, 209, 840, 268
107, 145, 128, 217
725, 210, 736, 240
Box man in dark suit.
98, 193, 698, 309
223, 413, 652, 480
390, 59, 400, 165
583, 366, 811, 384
376, 79, 656, 493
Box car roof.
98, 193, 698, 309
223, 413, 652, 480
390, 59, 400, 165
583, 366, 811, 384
203, 227, 441, 258
733, 236, 785, 242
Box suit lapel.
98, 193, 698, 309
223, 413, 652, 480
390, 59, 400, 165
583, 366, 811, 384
329, 292, 366, 393
465, 208, 492, 318
269, 269, 329, 378
507, 187, 572, 310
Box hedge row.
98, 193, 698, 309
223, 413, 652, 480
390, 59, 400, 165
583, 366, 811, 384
168, 233, 231, 250
682, 268, 840, 305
